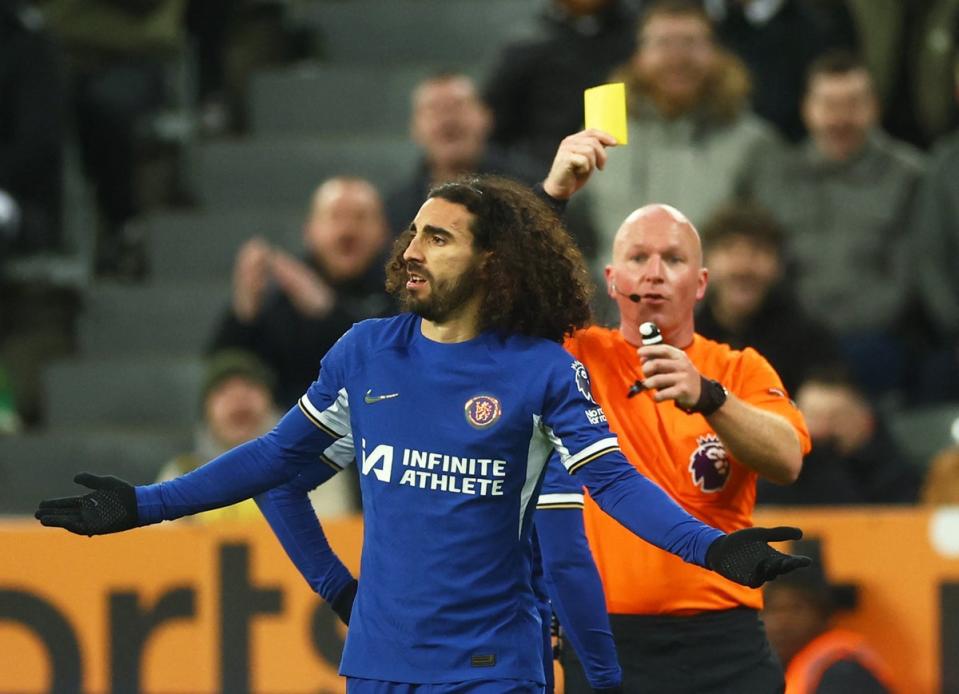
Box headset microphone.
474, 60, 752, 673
611, 280, 641, 303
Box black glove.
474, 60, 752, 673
329, 578, 358, 626
706, 526, 811, 588
35, 473, 139, 536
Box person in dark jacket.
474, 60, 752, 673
764, 539, 893, 694
210, 176, 394, 408
704, 0, 858, 141
483, 0, 640, 170
695, 202, 844, 396
758, 368, 921, 505
0, 1, 64, 253
385, 73, 551, 242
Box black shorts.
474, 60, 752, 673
561, 607, 784, 694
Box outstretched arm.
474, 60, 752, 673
35, 402, 347, 533
37, 326, 360, 535
572, 451, 808, 587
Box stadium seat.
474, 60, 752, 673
141, 208, 303, 281
43, 357, 203, 429
195, 136, 418, 207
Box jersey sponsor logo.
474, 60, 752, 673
688, 434, 730, 493
464, 395, 502, 429
572, 361, 596, 403
585, 406, 607, 424
360, 440, 508, 496
364, 388, 399, 404
361, 438, 394, 482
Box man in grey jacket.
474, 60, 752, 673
742, 50, 925, 396
576, 0, 777, 288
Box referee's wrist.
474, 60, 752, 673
678, 376, 727, 416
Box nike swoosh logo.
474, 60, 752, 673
365, 389, 399, 404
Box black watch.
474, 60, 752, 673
678, 376, 727, 416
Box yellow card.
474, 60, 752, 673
584, 82, 628, 144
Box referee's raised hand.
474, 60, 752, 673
35, 473, 139, 536
543, 128, 618, 201
706, 526, 812, 588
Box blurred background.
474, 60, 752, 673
1, 0, 959, 692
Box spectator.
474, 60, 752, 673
39, 0, 187, 276
156, 350, 358, 520
183, 0, 317, 136
743, 50, 925, 396
385, 73, 543, 238
210, 176, 393, 408
483, 0, 639, 170
156, 350, 279, 522
758, 369, 921, 505
845, 0, 959, 149
763, 538, 893, 694
911, 51, 959, 403
577, 0, 777, 274
696, 202, 845, 396
921, 446, 959, 504
0, 1, 65, 253
703, 0, 858, 141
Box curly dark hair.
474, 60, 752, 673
385, 175, 593, 343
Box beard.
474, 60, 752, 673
404, 259, 484, 324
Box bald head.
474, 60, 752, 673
304, 176, 387, 282
311, 177, 381, 213
612, 204, 703, 267
605, 203, 707, 347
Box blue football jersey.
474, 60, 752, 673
138, 312, 722, 686
299, 313, 623, 683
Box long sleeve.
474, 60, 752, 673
135, 404, 344, 524
255, 463, 356, 603
540, 353, 723, 568
572, 452, 722, 567
536, 508, 622, 690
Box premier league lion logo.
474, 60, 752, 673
688, 434, 730, 493
572, 361, 596, 403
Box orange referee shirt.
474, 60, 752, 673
564, 326, 811, 616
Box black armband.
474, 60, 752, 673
677, 377, 727, 416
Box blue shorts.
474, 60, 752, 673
346, 677, 544, 693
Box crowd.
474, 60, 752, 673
3, 0, 957, 510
